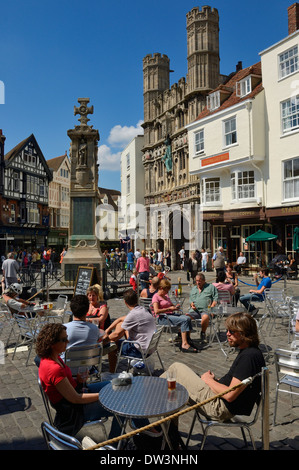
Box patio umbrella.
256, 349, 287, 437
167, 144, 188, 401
246, 230, 278, 266
245, 229, 278, 242
293, 227, 299, 252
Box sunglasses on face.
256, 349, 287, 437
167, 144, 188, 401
226, 329, 239, 336
56, 337, 69, 343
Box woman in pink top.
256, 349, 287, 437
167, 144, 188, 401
212, 270, 235, 302
136, 250, 150, 290
152, 279, 198, 353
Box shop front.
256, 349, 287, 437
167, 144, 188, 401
202, 206, 279, 266
0, 226, 49, 255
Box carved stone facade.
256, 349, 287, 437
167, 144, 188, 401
142, 6, 225, 267
62, 98, 103, 278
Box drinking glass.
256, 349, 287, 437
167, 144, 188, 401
78, 366, 89, 392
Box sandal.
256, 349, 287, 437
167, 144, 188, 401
180, 346, 198, 353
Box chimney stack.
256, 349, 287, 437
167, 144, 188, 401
288, 3, 299, 35
236, 61, 243, 72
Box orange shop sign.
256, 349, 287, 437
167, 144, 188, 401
201, 152, 229, 167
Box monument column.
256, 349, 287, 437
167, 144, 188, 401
62, 98, 103, 280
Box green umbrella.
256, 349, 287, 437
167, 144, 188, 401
293, 227, 299, 252
245, 229, 278, 242
246, 230, 278, 266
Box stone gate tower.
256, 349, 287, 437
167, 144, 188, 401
142, 6, 222, 268
186, 5, 220, 94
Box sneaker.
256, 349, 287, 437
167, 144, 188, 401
250, 308, 259, 317
102, 341, 117, 355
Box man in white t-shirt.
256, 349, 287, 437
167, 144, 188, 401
134, 249, 141, 261
234, 252, 247, 273
178, 246, 185, 270
201, 249, 209, 272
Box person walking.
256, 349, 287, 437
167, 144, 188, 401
2, 252, 20, 288
135, 250, 150, 291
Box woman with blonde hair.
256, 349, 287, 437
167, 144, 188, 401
86, 284, 110, 330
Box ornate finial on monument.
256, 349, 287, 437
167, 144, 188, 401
74, 98, 94, 127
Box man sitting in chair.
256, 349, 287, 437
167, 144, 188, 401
240, 268, 272, 316
64, 295, 117, 372
187, 273, 218, 342
103, 289, 156, 359
161, 312, 265, 421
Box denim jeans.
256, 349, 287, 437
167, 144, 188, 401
139, 271, 149, 290
240, 293, 263, 312
158, 313, 192, 332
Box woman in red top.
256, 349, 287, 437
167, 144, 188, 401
36, 323, 119, 437
135, 250, 150, 290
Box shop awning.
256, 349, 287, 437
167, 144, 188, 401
246, 229, 278, 242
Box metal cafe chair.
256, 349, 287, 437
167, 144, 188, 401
64, 342, 104, 382
38, 371, 108, 439
138, 297, 154, 313
38, 375, 55, 427
273, 348, 299, 425
186, 367, 268, 450
217, 290, 232, 304
114, 326, 165, 376
41, 421, 115, 451
0, 305, 17, 347
12, 314, 39, 366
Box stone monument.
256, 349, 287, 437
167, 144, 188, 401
62, 98, 103, 281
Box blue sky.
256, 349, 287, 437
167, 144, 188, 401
0, 0, 294, 191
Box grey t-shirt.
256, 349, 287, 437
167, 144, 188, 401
2, 259, 19, 278
122, 305, 156, 351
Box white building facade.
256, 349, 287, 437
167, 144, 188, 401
187, 3, 299, 266
120, 135, 145, 250
260, 3, 299, 258
187, 62, 267, 264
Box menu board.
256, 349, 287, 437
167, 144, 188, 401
74, 266, 96, 296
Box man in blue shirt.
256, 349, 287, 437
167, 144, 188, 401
240, 268, 272, 315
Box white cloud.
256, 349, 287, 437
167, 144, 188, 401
98, 120, 144, 171
97, 144, 121, 171
107, 120, 144, 147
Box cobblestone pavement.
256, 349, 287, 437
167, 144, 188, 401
0, 270, 298, 451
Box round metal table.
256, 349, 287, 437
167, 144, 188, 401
210, 305, 246, 316
99, 375, 188, 449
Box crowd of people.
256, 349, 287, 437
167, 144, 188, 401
0, 247, 68, 284
2, 243, 274, 449
103, 247, 172, 272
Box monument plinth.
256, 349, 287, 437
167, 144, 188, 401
62, 98, 103, 281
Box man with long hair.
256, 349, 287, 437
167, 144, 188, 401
162, 312, 265, 420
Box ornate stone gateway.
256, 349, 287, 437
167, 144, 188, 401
62, 98, 103, 280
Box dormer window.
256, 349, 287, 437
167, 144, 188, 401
207, 91, 220, 111
236, 76, 252, 97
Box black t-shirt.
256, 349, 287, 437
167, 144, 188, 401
218, 347, 265, 416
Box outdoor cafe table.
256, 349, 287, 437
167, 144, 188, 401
99, 375, 189, 449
